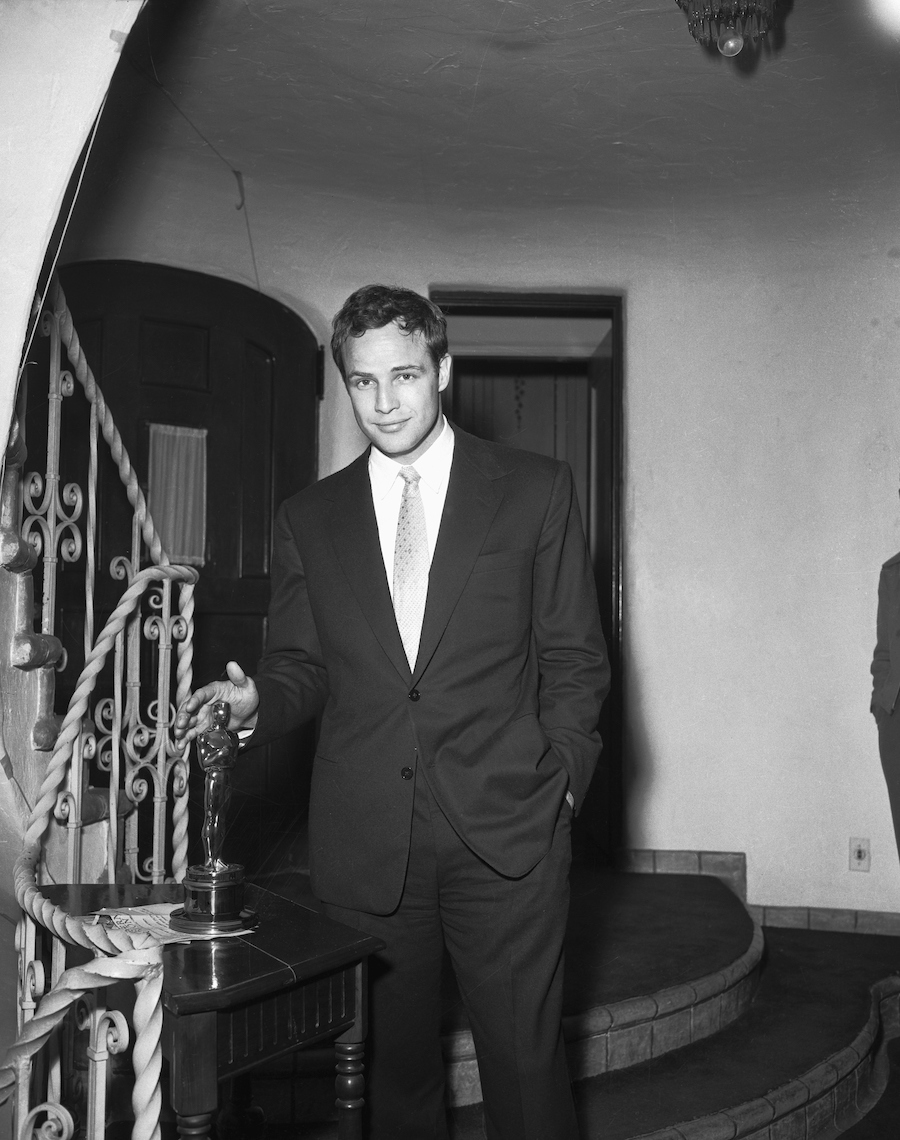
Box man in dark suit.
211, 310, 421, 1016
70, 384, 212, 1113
872, 547, 900, 858
175, 285, 610, 1140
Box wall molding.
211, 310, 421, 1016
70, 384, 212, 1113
616, 848, 900, 937
746, 904, 900, 937
615, 848, 747, 901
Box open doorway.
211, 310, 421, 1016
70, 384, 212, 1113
432, 290, 624, 860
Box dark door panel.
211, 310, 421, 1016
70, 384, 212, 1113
48, 260, 320, 873
446, 350, 622, 861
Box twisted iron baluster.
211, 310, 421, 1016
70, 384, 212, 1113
10, 278, 203, 1137
49, 278, 168, 569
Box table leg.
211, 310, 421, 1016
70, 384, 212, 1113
335, 1040, 365, 1140
165, 1009, 218, 1140
175, 1112, 214, 1140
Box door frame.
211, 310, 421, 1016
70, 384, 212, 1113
431, 289, 625, 854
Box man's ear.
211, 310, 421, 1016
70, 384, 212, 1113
438, 354, 452, 392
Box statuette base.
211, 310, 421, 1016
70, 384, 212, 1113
169, 862, 257, 935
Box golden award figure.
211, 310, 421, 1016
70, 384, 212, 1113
170, 701, 257, 934
199, 701, 238, 870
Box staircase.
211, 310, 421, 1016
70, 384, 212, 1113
243, 864, 900, 1139
455, 870, 900, 1140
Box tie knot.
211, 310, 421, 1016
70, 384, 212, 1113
399, 466, 421, 492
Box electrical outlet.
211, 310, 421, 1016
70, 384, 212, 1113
850, 837, 871, 872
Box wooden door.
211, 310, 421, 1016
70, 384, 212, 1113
52, 260, 321, 872
447, 355, 622, 860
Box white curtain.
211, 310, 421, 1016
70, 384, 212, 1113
147, 424, 207, 566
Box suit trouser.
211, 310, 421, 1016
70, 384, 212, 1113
323, 771, 579, 1140
877, 707, 900, 858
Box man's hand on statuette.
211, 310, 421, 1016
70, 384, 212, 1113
173, 660, 260, 747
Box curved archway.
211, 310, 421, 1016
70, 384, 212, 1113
43, 259, 321, 872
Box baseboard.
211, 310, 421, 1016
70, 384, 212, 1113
747, 903, 900, 936
615, 848, 747, 902
615, 849, 900, 937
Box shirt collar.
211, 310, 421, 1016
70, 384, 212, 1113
369, 417, 455, 501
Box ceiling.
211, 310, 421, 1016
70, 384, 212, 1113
95, 0, 900, 219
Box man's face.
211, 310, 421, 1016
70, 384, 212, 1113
342, 322, 451, 464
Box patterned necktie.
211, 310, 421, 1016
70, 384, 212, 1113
393, 466, 428, 669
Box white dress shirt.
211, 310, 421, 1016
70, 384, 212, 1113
368, 416, 455, 596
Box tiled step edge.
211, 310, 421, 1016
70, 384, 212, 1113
442, 916, 764, 1108
631, 974, 900, 1140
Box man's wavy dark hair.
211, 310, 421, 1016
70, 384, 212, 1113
331, 285, 448, 377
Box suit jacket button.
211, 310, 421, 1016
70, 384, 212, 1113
408, 689, 420, 701
401, 767, 414, 780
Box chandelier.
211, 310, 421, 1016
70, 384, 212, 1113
675, 0, 779, 56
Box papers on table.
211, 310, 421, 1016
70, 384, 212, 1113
86, 902, 250, 944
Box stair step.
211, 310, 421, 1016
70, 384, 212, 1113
444, 867, 761, 1103
838, 1037, 900, 1137
447, 927, 900, 1139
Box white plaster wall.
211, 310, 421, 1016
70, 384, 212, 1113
622, 205, 900, 911
0, 0, 144, 450
64, 134, 900, 916
0, 2, 144, 1129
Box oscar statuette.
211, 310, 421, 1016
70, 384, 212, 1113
169, 700, 258, 934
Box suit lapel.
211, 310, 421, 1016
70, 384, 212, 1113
325, 452, 412, 681
414, 434, 504, 679
323, 432, 508, 684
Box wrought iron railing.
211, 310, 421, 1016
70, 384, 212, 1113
0, 276, 199, 1140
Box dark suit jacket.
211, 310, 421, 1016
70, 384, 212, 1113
249, 427, 610, 914
872, 550, 900, 717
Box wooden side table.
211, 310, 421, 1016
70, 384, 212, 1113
43, 882, 384, 1139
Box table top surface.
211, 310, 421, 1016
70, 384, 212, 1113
43, 880, 384, 1016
